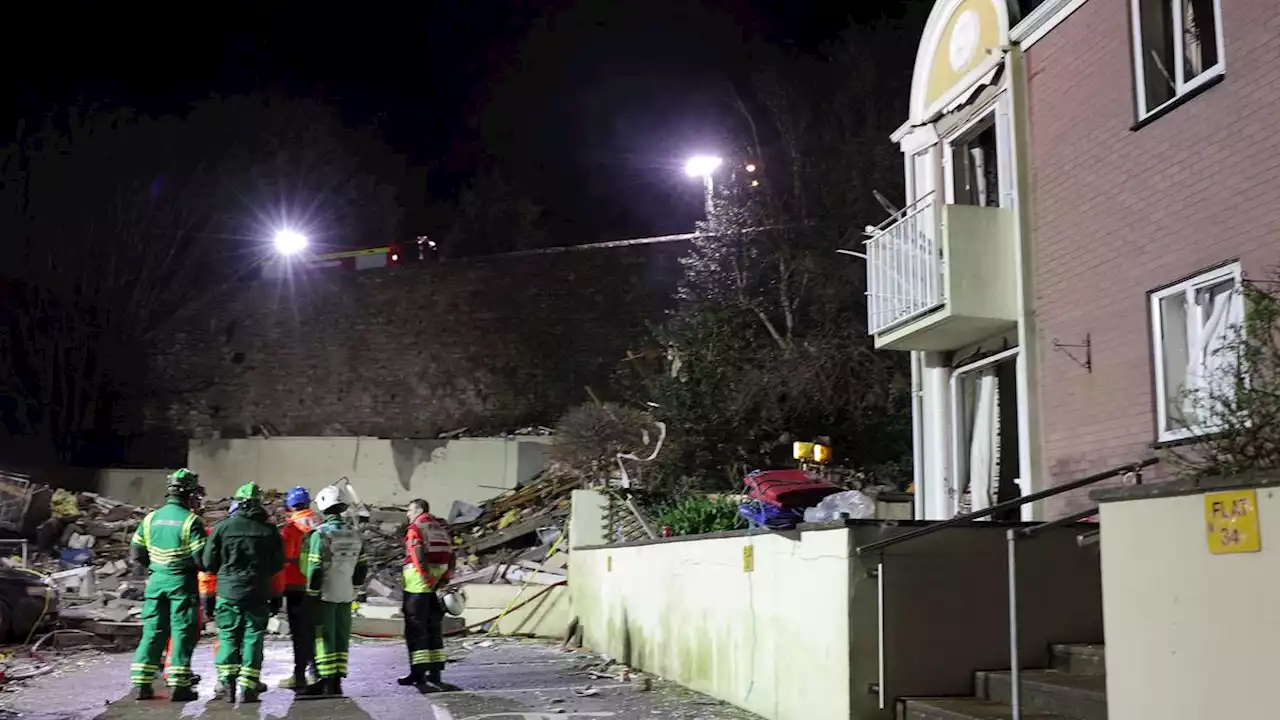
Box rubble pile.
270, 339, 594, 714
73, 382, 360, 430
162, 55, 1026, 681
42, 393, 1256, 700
443, 470, 579, 590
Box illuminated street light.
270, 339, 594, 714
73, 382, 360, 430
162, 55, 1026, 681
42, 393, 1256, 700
684, 155, 723, 227
684, 155, 723, 178
273, 229, 309, 256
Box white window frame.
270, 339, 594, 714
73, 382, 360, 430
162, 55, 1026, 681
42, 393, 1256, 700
1129, 0, 1227, 119
949, 347, 1020, 518
941, 98, 1014, 211
1149, 261, 1244, 443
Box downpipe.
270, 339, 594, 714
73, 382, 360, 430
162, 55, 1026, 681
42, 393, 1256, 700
910, 351, 925, 519
1007, 528, 1022, 720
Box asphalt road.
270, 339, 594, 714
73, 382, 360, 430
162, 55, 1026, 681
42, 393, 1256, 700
0, 638, 760, 720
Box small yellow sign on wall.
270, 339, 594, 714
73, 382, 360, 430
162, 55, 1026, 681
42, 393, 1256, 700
1205, 489, 1262, 554
743, 545, 755, 573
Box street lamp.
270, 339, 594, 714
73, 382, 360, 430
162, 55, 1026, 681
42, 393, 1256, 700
684, 155, 723, 224
273, 229, 309, 256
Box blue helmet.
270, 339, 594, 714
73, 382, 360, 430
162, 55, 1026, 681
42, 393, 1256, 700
285, 486, 311, 509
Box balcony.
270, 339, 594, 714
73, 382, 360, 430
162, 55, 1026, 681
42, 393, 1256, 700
865, 195, 1018, 352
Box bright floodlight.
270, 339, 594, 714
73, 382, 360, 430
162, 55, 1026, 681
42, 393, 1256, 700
684, 155, 723, 178
273, 229, 308, 255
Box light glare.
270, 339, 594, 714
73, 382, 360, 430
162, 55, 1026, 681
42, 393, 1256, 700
273, 229, 308, 255
684, 155, 723, 178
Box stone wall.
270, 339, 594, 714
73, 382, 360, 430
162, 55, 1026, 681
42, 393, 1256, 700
149, 239, 687, 439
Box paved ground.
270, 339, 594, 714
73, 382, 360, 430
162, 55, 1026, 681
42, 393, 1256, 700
0, 638, 760, 720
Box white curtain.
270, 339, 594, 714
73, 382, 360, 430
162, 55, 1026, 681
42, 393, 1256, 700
955, 367, 1001, 517
1182, 282, 1241, 423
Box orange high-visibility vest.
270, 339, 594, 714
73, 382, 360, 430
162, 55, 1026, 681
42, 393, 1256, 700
272, 509, 319, 594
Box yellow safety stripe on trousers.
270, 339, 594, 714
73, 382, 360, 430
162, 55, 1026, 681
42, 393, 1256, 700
426, 649, 448, 663
410, 650, 433, 663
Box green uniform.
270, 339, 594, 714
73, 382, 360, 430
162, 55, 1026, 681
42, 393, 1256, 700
202, 497, 284, 692
130, 498, 207, 689
301, 513, 368, 680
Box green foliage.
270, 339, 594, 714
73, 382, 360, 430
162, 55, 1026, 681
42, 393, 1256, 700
1167, 279, 1280, 477
654, 495, 747, 537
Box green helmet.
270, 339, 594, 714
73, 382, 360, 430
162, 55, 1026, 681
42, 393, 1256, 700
167, 469, 200, 495
234, 482, 262, 501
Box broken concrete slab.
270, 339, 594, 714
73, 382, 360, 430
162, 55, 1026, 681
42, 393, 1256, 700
459, 583, 572, 639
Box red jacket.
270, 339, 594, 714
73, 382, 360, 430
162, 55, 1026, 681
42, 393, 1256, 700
271, 509, 319, 594
405, 513, 454, 585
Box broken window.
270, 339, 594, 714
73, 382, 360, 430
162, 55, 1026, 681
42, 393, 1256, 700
952, 352, 1021, 519
1150, 263, 1243, 441
1132, 0, 1222, 118
950, 116, 1000, 209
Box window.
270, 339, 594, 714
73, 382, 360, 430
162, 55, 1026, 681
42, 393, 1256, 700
949, 116, 1000, 208
1131, 0, 1224, 118
1150, 263, 1244, 442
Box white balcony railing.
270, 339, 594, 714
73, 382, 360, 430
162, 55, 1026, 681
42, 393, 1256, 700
865, 194, 943, 335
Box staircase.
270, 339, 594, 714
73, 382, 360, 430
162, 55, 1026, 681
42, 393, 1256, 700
901, 643, 1107, 720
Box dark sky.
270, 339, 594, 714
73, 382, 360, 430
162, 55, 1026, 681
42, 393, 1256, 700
2, 0, 913, 243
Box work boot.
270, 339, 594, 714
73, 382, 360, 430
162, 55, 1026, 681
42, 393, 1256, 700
133, 685, 155, 701
240, 687, 261, 704
397, 673, 424, 686
332, 678, 344, 697
170, 686, 198, 703
216, 678, 237, 703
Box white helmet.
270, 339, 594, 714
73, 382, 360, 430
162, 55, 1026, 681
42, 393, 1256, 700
440, 587, 466, 617
315, 485, 344, 514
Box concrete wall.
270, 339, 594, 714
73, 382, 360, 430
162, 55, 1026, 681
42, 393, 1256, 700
1025, 0, 1280, 515
186, 436, 552, 507
147, 240, 685, 441
571, 528, 852, 720
1097, 479, 1280, 719
94, 468, 175, 508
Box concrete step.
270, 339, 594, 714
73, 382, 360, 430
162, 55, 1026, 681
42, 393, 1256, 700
1050, 643, 1105, 676
978, 670, 1106, 720
899, 697, 1078, 720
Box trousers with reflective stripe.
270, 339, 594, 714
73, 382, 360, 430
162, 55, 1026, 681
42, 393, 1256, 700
404, 590, 448, 673
131, 582, 200, 688
213, 597, 270, 688
313, 600, 353, 679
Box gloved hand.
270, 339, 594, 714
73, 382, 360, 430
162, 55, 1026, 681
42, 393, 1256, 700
268, 596, 283, 616
201, 593, 216, 621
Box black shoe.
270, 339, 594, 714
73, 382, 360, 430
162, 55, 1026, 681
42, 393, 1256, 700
133, 685, 155, 701
170, 687, 198, 703
416, 680, 444, 694
332, 678, 344, 697
397, 674, 424, 686
240, 688, 261, 704
216, 679, 237, 703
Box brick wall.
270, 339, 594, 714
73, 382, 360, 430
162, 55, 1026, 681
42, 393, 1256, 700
1026, 0, 1280, 513
148, 241, 686, 440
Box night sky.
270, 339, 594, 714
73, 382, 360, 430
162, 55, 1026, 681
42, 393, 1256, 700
2, 0, 920, 243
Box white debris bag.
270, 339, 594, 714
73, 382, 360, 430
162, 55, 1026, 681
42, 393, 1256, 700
802, 490, 876, 523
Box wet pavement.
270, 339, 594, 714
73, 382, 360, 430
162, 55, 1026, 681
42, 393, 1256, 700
0, 638, 760, 720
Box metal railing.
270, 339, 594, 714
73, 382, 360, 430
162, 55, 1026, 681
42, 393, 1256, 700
855, 457, 1158, 718
864, 193, 943, 335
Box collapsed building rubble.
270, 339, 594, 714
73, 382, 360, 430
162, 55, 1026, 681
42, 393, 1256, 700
0, 466, 585, 669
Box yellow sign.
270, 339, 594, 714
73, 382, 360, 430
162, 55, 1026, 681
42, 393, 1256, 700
1205, 489, 1262, 554
743, 545, 754, 573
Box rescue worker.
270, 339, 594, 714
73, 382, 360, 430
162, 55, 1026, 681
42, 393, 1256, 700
396, 499, 456, 692
202, 483, 285, 703
162, 485, 215, 687
129, 469, 207, 702
301, 485, 368, 697
272, 486, 321, 691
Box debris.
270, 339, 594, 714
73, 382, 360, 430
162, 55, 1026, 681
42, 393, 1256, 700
573, 686, 599, 697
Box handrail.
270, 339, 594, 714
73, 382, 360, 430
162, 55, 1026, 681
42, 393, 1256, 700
855, 457, 1157, 556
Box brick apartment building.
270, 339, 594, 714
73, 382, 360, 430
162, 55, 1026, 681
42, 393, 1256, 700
864, 0, 1279, 519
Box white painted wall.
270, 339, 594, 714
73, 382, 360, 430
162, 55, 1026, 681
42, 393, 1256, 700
571, 527, 851, 720
1100, 486, 1280, 719
186, 436, 552, 509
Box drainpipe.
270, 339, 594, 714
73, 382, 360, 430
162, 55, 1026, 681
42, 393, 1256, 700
911, 350, 925, 520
